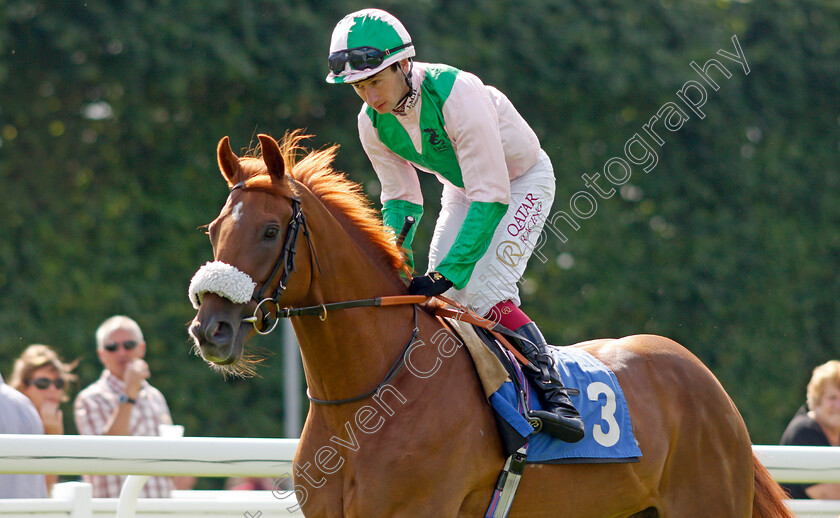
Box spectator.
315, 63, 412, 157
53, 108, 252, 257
780, 359, 840, 499
9, 344, 77, 491
0, 371, 47, 498
225, 477, 276, 491
74, 315, 176, 498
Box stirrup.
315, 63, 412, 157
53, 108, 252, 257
526, 410, 585, 443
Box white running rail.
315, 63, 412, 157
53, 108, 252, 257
2, 437, 840, 517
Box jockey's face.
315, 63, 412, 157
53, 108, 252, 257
351, 60, 411, 114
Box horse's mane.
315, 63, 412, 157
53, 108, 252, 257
240, 131, 410, 276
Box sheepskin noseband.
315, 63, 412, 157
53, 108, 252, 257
189, 261, 257, 309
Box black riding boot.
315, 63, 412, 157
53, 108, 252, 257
514, 322, 585, 443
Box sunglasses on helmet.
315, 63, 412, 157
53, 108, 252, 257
329, 42, 412, 76
28, 377, 66, 390
103, 340, 139, 352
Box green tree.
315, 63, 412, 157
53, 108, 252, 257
0, 1, 837, 462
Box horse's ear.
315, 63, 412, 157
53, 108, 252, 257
217, 136, 241, 187
258, 134, 286, 181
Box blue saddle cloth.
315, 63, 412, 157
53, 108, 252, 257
489, 345, 642, 464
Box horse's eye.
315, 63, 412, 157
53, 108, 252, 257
264, 227, 279, 240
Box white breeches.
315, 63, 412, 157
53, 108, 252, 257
427, 149, 556, 316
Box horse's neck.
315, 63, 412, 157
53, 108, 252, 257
296, 188, 402, 303
292, 303, 421, 410
292, 188, 416, 410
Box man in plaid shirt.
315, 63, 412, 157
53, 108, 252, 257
74, 315, 175, 498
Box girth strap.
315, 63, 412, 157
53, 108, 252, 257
486, 446, 528, 518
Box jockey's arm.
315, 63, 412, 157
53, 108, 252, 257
433, 73, 511, 289
359, 111, 424, 269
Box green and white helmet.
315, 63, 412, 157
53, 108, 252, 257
326, 9, 415, 84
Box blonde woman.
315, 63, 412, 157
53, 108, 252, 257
9, 343, 77, 491
781, 360, 840, 499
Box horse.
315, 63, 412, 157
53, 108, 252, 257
188, 131, 793, 518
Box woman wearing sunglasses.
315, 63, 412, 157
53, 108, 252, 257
327, 9, 583, 443
9, 343, 78, 491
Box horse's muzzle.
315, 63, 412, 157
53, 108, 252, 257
189, 294, 250, 365
190, 319, 236, 365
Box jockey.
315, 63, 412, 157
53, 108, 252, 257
326, 8, 584, 443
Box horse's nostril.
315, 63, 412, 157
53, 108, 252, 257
205, 317, 236, 350
212, 321, 232, 340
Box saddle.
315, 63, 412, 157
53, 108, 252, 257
438, 312, 642, 465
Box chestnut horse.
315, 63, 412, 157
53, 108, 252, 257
189, 132, 792, 518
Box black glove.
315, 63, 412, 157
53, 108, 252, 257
408, 271, 454, 296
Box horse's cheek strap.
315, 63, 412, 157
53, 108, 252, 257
188, 261, 257, 309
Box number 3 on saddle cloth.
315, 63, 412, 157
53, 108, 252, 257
444, 318, 642, 464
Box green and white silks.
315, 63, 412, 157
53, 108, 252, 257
367, 65, 507, 289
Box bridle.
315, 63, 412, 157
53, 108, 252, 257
222, 180, 518, 407
224, 179, 431, 406
231, 180, 320, 335
236, 179, 426, 336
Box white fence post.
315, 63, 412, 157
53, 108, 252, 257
52, 482, 93, 518
116, 475, 150, 518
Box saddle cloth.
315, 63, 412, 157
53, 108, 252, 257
444, 318, 642, 464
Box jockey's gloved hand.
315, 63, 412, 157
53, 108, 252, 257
408, 271, 453, 296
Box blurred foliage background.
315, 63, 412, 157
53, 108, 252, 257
1, 0, 838, 486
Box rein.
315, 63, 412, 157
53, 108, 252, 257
275, 295, 428, 406
276, 295, 427, 319
280, 293, 531, 406
306, 304, 420, 406
228, 181, 523, 406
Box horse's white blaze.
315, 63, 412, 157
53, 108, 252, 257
232, 201, 244, 223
